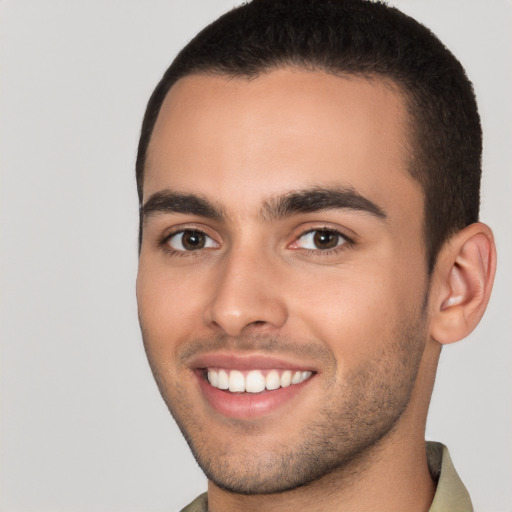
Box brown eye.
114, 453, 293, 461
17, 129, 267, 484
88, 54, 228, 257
167, 230, 217, 251
294, 229, 346, 250
313, 230, 340, 249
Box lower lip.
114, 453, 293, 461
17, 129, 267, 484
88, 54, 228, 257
196, 371, 313, 419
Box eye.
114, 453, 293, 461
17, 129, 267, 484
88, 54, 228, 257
292, 229, 347, 251
166, 230, 217, 252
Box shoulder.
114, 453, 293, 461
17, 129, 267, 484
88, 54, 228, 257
179, 492, 208, 512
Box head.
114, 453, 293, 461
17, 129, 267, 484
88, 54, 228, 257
135, 0, 495, 499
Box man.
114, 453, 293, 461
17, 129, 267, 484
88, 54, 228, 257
135, 0, 496, 510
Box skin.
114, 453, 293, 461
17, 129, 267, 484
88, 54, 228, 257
136, 69, 495, 511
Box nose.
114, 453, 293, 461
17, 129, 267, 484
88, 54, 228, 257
203, 247, 288, 336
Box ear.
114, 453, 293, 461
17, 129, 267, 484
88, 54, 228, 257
429, 222, 496, 345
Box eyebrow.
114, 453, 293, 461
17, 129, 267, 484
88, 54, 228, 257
140, 186, 387, 224
141, 190, 224, 224
261, 186, 387, 221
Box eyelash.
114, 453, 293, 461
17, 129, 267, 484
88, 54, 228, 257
159, 228, 218, 257
291, 227, 354, 255
159, 226, 354, 257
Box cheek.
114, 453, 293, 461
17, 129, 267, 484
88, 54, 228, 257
136, 262, 207, 354
287, 260, 425, 366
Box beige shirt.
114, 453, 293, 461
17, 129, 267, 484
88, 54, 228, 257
180, 442, 473, 512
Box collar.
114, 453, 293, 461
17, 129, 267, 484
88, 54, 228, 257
427, 441, 473, 512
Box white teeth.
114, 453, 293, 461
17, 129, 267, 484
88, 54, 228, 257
206, 368, 313, 392
207, 369, 219, 387
291, 371, 302, 384
218, 369, 229, 390
265, 370, 281, 390
246, 370, 266, 393
301, 371, 312, 381
281, 370, 292, 387
229, 370, 245, 392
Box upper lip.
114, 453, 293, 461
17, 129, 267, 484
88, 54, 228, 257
188, 352, 318, 372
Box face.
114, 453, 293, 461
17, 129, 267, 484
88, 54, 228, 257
137, 69, 431, 494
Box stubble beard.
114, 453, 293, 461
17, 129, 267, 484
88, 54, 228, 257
142, 312, 428, 496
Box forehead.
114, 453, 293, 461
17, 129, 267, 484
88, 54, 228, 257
144, 69, 421, 223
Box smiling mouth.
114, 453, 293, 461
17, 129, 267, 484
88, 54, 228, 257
205, 368, 313, 393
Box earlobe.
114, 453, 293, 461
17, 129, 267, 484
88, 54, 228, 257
430, 223, 496, 345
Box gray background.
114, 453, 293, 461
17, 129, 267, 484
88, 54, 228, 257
0, 1, 510, 510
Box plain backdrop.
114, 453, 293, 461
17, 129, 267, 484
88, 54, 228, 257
0, 1, 511, 511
